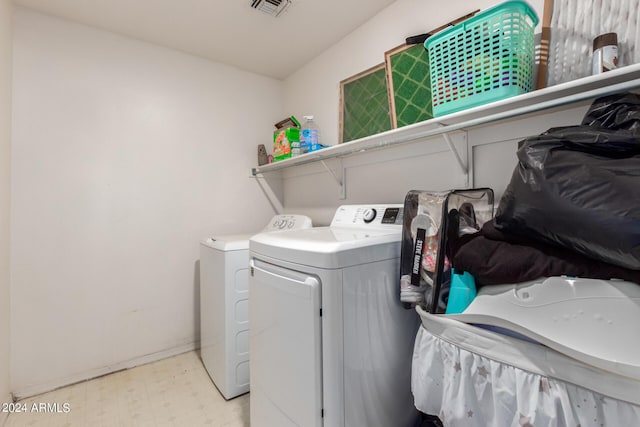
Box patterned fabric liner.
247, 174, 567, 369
412, 309, 640, 426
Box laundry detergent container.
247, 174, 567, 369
425, 1, 538, 117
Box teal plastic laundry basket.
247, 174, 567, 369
425, 1, 538, 117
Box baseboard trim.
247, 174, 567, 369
12, 342, 198, 401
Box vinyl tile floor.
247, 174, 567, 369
4, 351, 249, 427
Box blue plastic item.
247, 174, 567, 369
445, 269, 477, 314
425, 1, 539, 117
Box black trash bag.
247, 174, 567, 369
581, 92, 640, 132
495, 92, 640, 270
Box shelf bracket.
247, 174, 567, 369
251, 173, 284, 215
320, 159, 346, 200
440, 126, 469, 187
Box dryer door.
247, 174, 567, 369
249, 258, 323, 427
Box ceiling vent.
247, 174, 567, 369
250, 0, 292, 17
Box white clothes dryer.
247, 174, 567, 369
249, 205, 420, 427
200, 214, 312, 400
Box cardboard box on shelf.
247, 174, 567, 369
273, 127, 300, 162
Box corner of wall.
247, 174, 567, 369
0, 0, 12, 423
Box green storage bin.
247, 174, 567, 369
425, 1, 538, 117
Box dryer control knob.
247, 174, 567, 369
363, 208, 377, 223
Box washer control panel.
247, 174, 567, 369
330, 205, 404, 228
264, 214, 313, 231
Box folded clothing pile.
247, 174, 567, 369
450, 219, 640, 285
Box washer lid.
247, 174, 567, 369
201, 233, 254, 251
249, 226, 401, 269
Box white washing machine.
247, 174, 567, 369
200, 214, 312, 400
249, 205, 420, 427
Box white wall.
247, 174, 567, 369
11, 8, 280, 398
279, 0, 589, 224
0, 0, 12, 422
